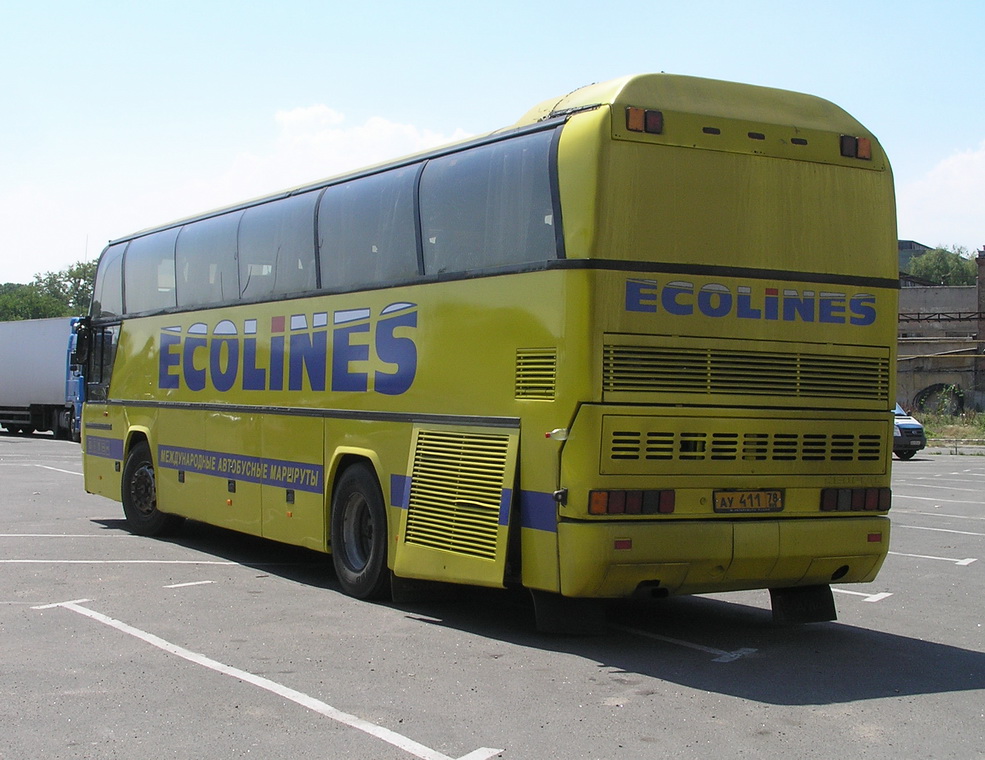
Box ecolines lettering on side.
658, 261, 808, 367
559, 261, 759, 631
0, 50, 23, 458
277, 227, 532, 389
625, 279, 877, 326
158, 302, 418, 395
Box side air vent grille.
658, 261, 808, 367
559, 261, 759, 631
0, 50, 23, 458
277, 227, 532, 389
405, 431, 510, 560
515, 348, 557, 400
603, 340, 890, 407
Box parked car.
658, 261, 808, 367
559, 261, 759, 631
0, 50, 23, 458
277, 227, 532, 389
894, 403, 927, 460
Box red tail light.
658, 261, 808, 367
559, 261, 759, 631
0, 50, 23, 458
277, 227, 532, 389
589, 489, 675, 515
820, 487, 891, 512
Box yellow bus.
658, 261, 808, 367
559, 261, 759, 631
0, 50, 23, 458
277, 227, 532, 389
79, 74, 897, 631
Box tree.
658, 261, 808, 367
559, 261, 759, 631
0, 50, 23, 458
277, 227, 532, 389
0, 259, 96, 321
0, 283, 70, 320
905, 246, 977, 286
32, 259, 97, 315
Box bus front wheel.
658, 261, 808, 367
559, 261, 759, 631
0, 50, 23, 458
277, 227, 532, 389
331, 463, 390, 600
121, 441, 182, 536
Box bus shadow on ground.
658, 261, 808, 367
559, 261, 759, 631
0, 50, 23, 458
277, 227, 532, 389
92, 516, 985, 707
91, 517, 339, 590
397, 589, 985, 707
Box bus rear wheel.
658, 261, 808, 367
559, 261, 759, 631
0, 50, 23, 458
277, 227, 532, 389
331, 463, 390, 600
121, 441, 182, 536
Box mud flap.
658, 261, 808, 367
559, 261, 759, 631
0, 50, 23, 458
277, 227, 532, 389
769, 584, 837, 624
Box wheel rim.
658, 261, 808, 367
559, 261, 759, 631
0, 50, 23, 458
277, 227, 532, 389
130, 463, 157, 518
341, 492, 374, 571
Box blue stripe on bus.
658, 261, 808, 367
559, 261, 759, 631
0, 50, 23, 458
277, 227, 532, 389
499, 489, 513, 526
390, 477, 557, 534
390, 474, 412, 510
157, 444, 323, 494
85, 435, 125, 461
519, 490, 558, 533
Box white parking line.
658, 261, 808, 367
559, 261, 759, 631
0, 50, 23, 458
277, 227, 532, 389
832, 588, 892, 602
889, 551, 977, 566
164, 580, 216, 588
893, 495, 985, 506
32, 599, 503, 760
34, 465, 83, 475
891, 483, 982, 493
611, 624, 757, 662
894, 509, 985, 522
895, 524, 985, 538
0, 534, 132, 538
1, 559, 237, 565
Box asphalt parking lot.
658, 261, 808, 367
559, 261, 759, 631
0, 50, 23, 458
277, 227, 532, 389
2, 434, 983, 759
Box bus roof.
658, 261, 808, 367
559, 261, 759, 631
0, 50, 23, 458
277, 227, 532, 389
513, 73, 873, 137
105, 73, 877, 249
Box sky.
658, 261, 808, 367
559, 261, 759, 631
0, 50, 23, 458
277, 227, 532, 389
1, 0, 983, 284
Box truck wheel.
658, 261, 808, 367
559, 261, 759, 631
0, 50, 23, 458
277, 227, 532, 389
121, 441, 182, 536
330, 463, 390, 600
55, 410, 72, 440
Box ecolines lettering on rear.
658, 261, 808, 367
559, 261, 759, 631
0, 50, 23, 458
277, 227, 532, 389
625, 279, 877, 326
158, 302, 418, 395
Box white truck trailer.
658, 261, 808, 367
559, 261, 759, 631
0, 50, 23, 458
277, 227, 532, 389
0, 317, 83, 440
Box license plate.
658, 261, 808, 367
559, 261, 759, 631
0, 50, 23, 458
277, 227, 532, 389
713, 489, 783, 513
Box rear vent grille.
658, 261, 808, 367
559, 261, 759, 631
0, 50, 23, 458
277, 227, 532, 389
515, 348, 557, 400
603, 343, 890, 404
405, 431, 510, 560
609, 431, 883, 462
602, 415, 887, 476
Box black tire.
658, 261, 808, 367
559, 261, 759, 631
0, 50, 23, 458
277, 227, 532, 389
121, 441, 182, 536
895, 449, 917, 460
330, 463, 390, 600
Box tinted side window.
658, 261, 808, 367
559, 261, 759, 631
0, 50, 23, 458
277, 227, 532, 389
91, 243, 125, 319
238, 192, 318, 300
124, 229, 179, 314
318, 165, 419, 289
175, 211, 242, 308
419, 130, 558, 275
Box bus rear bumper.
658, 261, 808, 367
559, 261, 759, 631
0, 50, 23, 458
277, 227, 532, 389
556, 516, 890, 598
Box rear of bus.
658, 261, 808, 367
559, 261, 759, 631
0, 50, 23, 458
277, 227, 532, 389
540, 75, 897, 618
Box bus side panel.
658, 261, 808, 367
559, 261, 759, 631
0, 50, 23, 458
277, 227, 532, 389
518, 525, 561, 593
156, 407, 205, 521
81, 402, 125, 502
261, 415, 325, 551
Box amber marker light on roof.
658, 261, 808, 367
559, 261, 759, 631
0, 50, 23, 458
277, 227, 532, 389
626, 106, 663, 134
840, 134, 872, 160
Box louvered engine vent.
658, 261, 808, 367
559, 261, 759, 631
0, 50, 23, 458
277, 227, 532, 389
600, 415, 888, 476
405, 430, 510, 560
515, 348, 557, 400
603, 343, 890, 404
